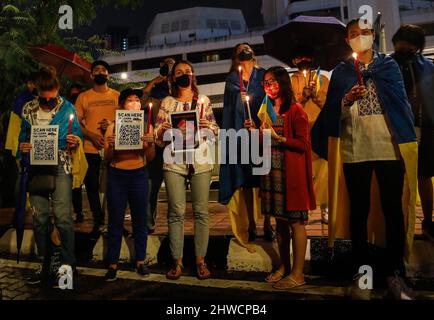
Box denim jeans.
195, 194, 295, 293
164, 170, 212, 260
106, 167, 149, 264
29, 164, 75, 265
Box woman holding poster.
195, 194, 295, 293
103, 88, 156, 281
18, 66, 83, 287
155, 60, 219, 280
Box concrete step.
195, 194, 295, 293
2, 228, 433, 279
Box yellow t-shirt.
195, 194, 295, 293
75, 88, 120, 154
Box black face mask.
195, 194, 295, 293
238, 49, 253, 61
94, 74, 108, 85
394, 50, 416, 63
175, 74, 191, 88
160, 64, 170, 77
296, 60, 313, 70
39, 97, 57, 109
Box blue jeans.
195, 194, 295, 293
106, 167, 149, 264
29, 165, 75, 265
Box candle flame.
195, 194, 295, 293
246, 96, 250, 102
149, 102, 153, 109
352, 52, 358, 60
69, 114, 74, 120
303, 70, 307, 77
238, 66, 242, 72
200, 97, 205, 103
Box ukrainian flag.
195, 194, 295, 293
315, 67, 322, 94
257, 96, 277, 127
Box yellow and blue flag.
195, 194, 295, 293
315, 67, 322, 94
257, 95, 277, 127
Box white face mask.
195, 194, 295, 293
349, 35, 374, 53
124, 101, 141, 110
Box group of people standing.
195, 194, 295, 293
10, 16, 434, 300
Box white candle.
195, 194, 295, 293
246, 95, 252, 122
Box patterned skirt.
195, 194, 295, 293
260, 116, 308, 222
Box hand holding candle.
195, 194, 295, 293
147, 102, 152, 133
352, 53, 363, 86
245, 95, 252, 122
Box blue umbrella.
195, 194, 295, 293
15, 128, 30, 263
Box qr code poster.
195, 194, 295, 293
115, 110, 144, 150
30, 125, 59, 165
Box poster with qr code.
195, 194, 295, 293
115, 110, 144, 150
30, 125, 59, 165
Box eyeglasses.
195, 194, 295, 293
261, 79, 277, 87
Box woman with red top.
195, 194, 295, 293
246, 66, 315, 289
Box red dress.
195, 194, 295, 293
281, 103, 316, 212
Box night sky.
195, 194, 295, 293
74, 0, 263, 42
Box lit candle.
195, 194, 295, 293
200, 98, 205, 119
303, 70, 307, 87
352, 52, 363, 86
68, 114, 74, 135
238, 66, 245, 93
147, 102, 152, 133
245, 95, 252, 122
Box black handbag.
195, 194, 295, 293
28, 165, 57, 194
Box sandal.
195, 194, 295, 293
196, 263, 211, 280
265, 269, 284, 283
273, 276, 306, 290
166, 264, 183, 280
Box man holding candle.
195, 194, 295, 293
75, 60, 120, 232
311, 18, 418, 300
290, 46, 330, 224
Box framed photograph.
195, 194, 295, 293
115, 110, 144, 150
169, 110, 200, 153
30, 125, 59, 165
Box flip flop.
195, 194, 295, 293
265, 270, 284, 283
272, 276, 306, 290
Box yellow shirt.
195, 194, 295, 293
75, 88, 120, 154
291, 71, 329, 129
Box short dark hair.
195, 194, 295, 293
91, 60, 110, 73
345, 18, 374, 36
392, 24, 426, 52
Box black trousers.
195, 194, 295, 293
343, 160, 406, 277
84, 153, 103, 225
72, 187, 83, 215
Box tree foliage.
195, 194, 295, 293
0, 0, 141, 112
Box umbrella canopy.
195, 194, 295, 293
263, 15, 352, 71
28, 44, 92, 84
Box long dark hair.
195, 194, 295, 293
170, 60, 199, 98
264, 66, 295, 115
229, 42, 259, 73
